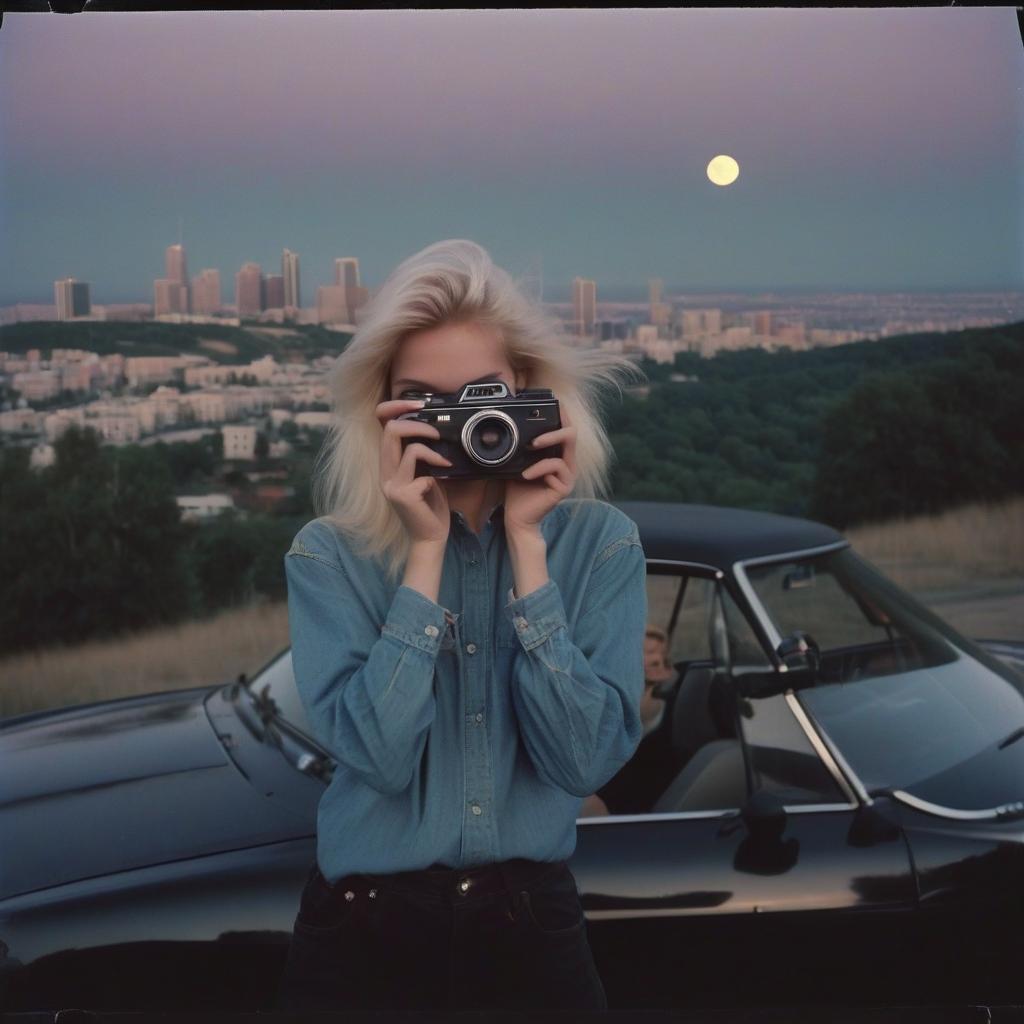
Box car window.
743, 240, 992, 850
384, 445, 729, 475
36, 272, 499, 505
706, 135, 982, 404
749, 548, 1024, 808
744, 551, 955, 682
666, 575, 716, 664
720, 587, 772, 671
738, 692, 846, 806
584, 569, 750, 818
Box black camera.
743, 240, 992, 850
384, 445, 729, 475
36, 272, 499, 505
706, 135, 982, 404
396, 380, 563, 479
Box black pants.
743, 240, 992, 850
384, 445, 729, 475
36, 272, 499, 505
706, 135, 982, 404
274, 856, 609, 1012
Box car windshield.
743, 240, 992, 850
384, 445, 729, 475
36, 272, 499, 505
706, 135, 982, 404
743, 547, 1024, 810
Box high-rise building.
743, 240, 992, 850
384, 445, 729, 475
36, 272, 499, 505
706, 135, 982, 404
334, 257, 360, 292
54, 278, 91, 320
317, 284, 348, 324
166, 244, 188, 284
191, 269, 221, 315
572, 277, 597, 337
264, 275, 285, 309
236, 262, 264, 318
153, 279, 188, 316
347, 285, 370, 324
165, 244, 190, 314
648, 278, 663, 307
282, 248, 301, 310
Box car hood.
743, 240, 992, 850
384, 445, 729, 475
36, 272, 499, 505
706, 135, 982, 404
0, 687, 311, 901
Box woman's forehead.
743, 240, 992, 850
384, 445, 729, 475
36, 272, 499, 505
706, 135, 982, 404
391, 324, 511, 381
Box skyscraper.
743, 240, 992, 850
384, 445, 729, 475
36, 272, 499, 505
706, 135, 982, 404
334, 257, 360, 291
282, 248, 301, 310
648, 278, 663, 307
165, 243, 190, 314
236, 262, 264, 318
264, 275, 285, 310
317, 284, 348, 324
191, 269, 221, 315
166, 244, 188, 285
334, 257, 368, 322
54, 278, 91, 320
572, 277, 597, 337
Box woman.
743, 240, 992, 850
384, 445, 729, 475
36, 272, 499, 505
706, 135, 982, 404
275, 239, 649, 1012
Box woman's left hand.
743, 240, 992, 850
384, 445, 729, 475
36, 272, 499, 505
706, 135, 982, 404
504, 403, 578, 535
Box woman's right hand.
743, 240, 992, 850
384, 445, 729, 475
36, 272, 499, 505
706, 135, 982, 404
376, 398, 454, 546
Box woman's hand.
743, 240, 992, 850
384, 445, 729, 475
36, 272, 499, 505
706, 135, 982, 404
377, 398, 454, 545
504, 403, 578, 536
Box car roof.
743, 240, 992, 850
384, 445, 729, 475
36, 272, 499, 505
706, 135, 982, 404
610, 500, 847, 570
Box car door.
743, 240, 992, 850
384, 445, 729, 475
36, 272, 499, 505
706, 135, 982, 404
571, 563, 918, 1011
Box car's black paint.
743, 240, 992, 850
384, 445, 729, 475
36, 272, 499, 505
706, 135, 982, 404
1, 501, 1022, 1013
617, 500, 846, 566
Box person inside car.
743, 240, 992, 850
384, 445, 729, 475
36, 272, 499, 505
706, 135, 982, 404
275, 238, 648, 1013
580, 625, 680, 817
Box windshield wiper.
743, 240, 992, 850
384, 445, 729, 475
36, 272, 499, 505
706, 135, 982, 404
997, 726, 1024, 750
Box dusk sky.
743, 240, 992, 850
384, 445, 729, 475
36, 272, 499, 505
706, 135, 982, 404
0, 8, 1021, 306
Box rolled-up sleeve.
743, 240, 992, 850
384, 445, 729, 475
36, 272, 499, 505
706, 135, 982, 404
504, 526, 647, 797
285, 533, 449, 796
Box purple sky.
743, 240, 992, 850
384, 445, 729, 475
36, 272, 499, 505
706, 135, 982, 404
1, 8, 1021, 304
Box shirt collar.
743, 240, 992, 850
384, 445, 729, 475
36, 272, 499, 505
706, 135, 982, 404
451, 501, 505, 527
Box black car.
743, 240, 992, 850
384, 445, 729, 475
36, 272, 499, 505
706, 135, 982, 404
2, 501, 1023, 1014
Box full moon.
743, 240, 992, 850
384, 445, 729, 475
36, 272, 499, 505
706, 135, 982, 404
707, 154, 740, 186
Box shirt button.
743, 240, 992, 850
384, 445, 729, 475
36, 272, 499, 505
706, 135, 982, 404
468, 557, 478, 566
424, 624, 439, 637
515, 616, 528, 631
471, 803, 482, 815
458, 879, 471, 893
475, 712, 483, 723
465, 643, 477, 654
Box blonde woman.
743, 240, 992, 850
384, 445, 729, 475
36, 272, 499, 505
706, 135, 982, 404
275, 239, 649, 1013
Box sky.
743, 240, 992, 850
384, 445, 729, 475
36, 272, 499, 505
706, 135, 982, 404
0, 8, 1021, 305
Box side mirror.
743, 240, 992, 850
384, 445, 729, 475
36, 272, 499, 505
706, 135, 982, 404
733, 791, 800, 875
777, 630, 820, 674
729, 632, 821, 698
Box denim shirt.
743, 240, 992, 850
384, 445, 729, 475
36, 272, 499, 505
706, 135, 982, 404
284, 497, 647, 882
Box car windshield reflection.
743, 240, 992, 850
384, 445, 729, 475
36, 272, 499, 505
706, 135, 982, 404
745, 547, 1024, 809
245, 649, 311, 737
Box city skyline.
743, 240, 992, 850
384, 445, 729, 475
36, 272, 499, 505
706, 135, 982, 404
1, 8, 1021, 305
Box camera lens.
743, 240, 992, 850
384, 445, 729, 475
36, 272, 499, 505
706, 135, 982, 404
462, 410, 518, 466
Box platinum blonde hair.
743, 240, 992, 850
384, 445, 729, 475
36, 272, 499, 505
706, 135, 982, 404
311, 238, 647, 582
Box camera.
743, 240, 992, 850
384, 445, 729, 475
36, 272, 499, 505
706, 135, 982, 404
396, 380, 563, 479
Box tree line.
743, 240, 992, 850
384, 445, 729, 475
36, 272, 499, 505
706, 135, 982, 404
0, 320, 1020, 657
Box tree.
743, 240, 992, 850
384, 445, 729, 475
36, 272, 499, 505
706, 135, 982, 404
0, 423, 195, 655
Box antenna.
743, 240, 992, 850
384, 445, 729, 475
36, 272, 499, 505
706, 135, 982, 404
178, 215, 183, 247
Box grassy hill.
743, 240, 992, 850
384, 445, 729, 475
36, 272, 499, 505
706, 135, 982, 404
1, 494, 1019, 721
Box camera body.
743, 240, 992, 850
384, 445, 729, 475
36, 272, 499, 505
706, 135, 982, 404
396, 380, 563, 479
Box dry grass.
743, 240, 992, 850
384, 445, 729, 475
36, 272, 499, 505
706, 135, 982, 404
2, 495, 1020, 721
0, 601, 289, 720
845, 495, 1024, 592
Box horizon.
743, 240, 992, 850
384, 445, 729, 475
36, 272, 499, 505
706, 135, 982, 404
1, 8, 1021, 304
